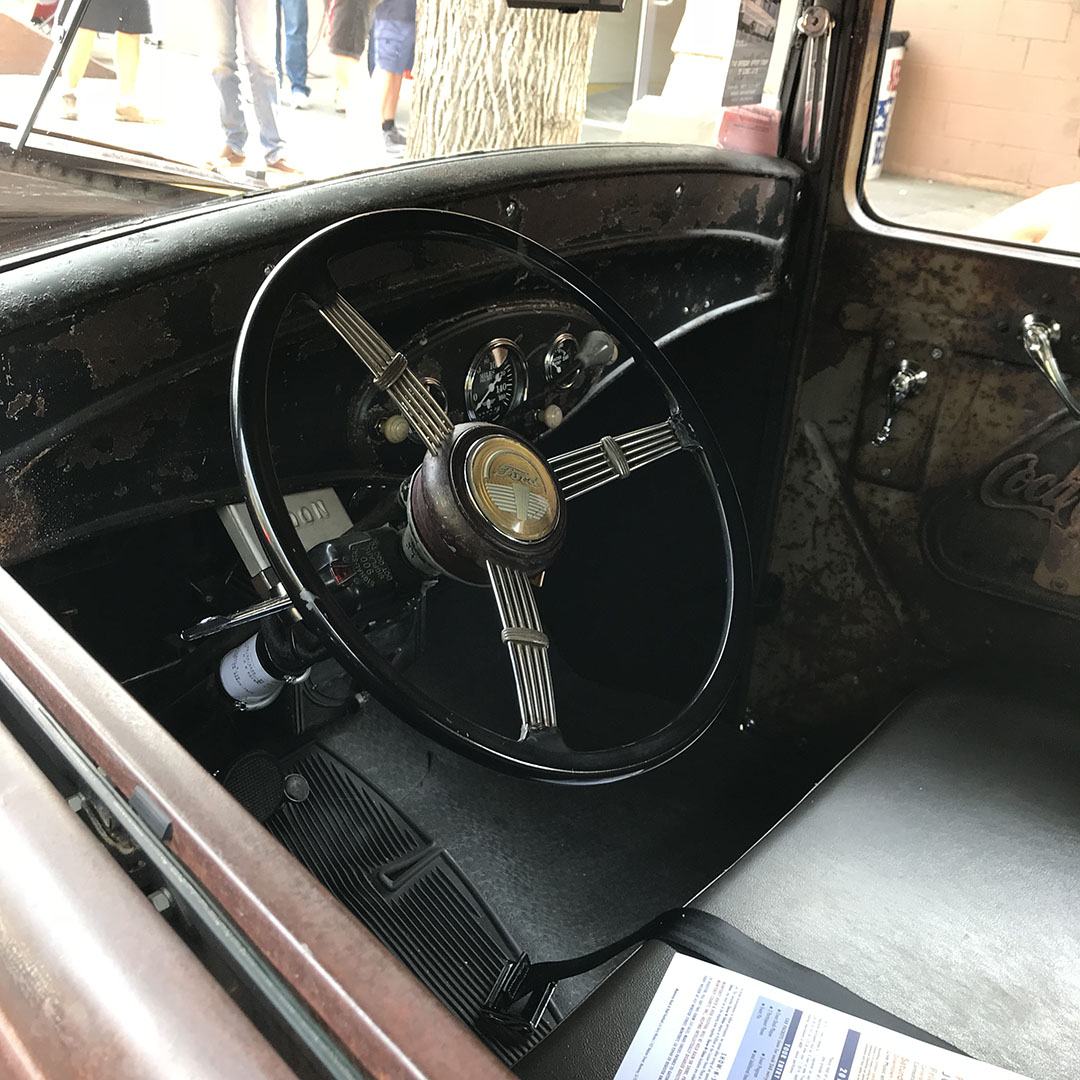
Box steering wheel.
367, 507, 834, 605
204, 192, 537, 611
231, 208, 750, 783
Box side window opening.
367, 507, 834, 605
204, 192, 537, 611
862, 0, 1080, 254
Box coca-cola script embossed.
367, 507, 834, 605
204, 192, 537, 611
980, 453, 1080, 527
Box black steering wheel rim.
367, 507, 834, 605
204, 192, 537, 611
232, 207, 751, 783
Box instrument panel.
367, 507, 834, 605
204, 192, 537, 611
347, 303, 618, 467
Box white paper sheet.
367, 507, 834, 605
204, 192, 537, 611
613, 953, 1029, 1080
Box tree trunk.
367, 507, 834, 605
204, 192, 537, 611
408, 1, 599, 161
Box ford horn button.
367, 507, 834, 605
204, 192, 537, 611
465, 436, 560, 543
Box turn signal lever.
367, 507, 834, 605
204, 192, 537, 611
1021, 314, 1080, 420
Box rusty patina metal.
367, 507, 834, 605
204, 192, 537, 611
0, 714, 301, 1080
0, 566, 513, 1080
748, 0, 1080, 734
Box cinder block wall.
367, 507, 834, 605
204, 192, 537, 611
882, 0, 1080, 195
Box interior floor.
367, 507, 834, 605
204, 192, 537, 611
304, 695, 853, 1014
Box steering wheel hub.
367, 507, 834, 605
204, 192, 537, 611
405, 423, 566, 584
464, 435, 560, 543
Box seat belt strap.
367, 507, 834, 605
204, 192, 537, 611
480, 907, 959, 1052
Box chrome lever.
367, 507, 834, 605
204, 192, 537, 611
1021, 314, 1080, 420
872, 358, 928, 445
180, 594, 295, 643
797, 4, 834, 165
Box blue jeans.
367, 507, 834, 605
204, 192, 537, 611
276, 0, 309, 96
207, 0, 286, 164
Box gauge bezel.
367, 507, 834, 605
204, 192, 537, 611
464, 338, 529, 422
544, 331, 579, 387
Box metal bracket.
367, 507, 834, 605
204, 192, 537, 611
478, 954, 557, 1041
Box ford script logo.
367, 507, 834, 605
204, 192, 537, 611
495, 463, 539, 487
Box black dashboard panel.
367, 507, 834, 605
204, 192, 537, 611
0, 145, 804, 565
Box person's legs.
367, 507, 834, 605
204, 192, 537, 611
328, 0, 368, 111
370, 13, 414, 153
236, 0, 287, 163
375, 69, 402, 123
109, 0, 152, 118
280, 0, 309, 97
207, 0, 248, 157
334, 54, 358, 100
275, 0, 284, 86
114, 31, 140, 97
65, 27, 96, 90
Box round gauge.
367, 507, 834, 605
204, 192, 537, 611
408, 377, 449, 443
464, 339, 528, 423
544, 332, 579, 387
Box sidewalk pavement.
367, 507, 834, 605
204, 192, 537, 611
865, 174, 1018, 234
4, 35, 410, 185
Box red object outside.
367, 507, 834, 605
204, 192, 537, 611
716, 105, 781, 157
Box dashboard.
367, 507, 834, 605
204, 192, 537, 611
340, 300, 620, 476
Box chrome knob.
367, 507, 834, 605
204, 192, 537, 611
1020, 313, 1080, 421
873, 358, 928, 446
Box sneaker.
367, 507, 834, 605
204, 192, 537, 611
266, 158, 303, 175
115, 102, 149, 123
289, 89, 309, 110
333, 85, 347, 113
382, 126, 406, 156
60, 92, 78, 121
212, 145, 247, 168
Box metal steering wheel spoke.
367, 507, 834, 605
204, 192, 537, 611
234, 208, 748, 781
548, 418, 689, 500
486, 560, 557, 740
319, 292, 454, 455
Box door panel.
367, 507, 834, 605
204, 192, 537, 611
749, 0, 1080, 733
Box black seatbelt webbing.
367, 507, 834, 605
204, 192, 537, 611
481, 907, 960, 1053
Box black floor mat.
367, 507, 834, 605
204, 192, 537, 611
315, 699, 833, 1014
266, 745, 559, 1065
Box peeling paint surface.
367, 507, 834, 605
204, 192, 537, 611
68, 288, 179, 389
0, 156, 801, 564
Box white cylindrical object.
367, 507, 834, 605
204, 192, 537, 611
219, 635, 284, 710
866, 38, 907, 181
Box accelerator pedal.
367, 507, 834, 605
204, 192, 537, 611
266, 745, 560, 1064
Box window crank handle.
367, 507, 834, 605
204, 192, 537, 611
1021, 314, 1080, 421
873, 358, 928, 446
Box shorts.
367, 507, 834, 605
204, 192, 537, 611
80, 0, 151, 35
328, 0, 372, 60
371, 16, 415, 74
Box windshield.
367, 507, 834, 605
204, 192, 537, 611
0, 0, 798, 260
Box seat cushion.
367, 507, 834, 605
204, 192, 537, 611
517, 673, 1080, 1079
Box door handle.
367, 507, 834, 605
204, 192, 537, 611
1021, 314, 1080, 420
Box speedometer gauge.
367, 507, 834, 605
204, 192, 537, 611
464, 339, 528, 423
